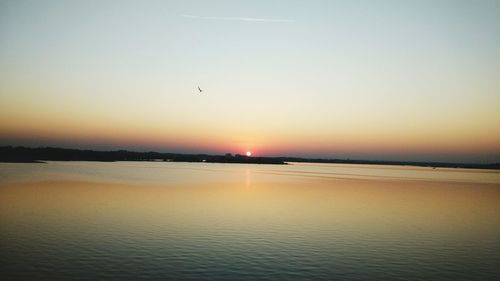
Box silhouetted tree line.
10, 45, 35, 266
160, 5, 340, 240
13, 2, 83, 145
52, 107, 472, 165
1, 146, 498, 169
0, 146, 285, 164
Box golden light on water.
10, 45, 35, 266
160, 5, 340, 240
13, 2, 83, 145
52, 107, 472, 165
1, 162, 499, 279
2, 164, 499, 241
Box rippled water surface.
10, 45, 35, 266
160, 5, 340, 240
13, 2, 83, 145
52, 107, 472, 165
1, 162, 499, 280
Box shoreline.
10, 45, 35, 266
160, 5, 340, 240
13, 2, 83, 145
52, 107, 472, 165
1, 146, 498, 170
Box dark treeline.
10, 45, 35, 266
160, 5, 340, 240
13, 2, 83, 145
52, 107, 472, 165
0, 146, 285, 165
1, 146, 499, 169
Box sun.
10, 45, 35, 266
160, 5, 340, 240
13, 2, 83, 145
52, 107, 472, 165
246, 151, 252, 157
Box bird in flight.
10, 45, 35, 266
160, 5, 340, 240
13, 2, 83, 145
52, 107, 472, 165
197, 86, 203, 93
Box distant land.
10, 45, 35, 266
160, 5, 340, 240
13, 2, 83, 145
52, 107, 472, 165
1, 146, 499, 170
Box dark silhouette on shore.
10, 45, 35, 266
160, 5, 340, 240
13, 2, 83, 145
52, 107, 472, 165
1, 146, 498, 170
0, 146, 284, 165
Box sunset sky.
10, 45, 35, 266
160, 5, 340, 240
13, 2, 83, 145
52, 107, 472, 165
1, 0, 499, 163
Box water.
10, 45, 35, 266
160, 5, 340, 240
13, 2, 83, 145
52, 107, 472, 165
1, 162, 499, 280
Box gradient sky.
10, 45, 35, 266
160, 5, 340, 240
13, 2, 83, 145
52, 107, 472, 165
1, 0, 499, 162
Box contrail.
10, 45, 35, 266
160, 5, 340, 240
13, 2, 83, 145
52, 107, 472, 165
181, 14, 295, 23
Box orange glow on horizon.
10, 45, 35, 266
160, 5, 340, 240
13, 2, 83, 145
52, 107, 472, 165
1, 106, 499, 161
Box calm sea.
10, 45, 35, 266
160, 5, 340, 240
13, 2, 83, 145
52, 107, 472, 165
1, 162, 499, 280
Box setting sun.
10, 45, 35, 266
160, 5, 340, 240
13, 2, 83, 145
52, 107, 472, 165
1, 1, 499, 280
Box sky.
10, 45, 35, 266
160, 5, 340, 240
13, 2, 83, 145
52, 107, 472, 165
0, 0, 499, 163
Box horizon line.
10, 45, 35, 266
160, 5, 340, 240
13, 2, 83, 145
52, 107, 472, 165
2, 145, 499, 167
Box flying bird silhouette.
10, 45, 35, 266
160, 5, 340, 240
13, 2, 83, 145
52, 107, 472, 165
197, 86, 203, 93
